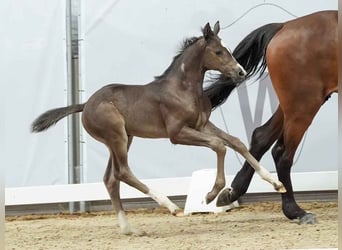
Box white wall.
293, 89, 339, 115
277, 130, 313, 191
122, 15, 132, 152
3, 0, 337, 190
3, 1, 68, 187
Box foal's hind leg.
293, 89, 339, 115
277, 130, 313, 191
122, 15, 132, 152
84, 104, 180, 235
109, 134, 180, 215
106, 129, 181, 229
103, 137, 145, 236
103, 155, 143, 236
217, 107, 284, 206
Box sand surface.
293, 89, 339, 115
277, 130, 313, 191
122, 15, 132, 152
5, 201, 338, 250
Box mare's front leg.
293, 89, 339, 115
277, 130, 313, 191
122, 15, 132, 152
203, 121, 285, 206
170, 126, 227, 204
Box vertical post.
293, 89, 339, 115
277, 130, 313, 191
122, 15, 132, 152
66, 0, 82, 213
66, 0, 74, 213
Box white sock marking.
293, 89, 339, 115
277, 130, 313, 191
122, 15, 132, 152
148, 188, 179, 213
118, 210, 134, 235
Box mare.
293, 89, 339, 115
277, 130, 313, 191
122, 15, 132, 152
205, 10, 337, 224
31, 22, 285, 235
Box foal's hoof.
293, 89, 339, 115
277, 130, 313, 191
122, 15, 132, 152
121, 227, 147, 237
205, 193, 216, 205
299, 213, 316, 225
172, 209, 185, 217
274, 182, 286, 193
133, 229, 147, 237
216, 188, 232, 207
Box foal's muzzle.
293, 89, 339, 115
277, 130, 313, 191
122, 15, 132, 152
234, 64, 247, 81
224, 64, 247, 83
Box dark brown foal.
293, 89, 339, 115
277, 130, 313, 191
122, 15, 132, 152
32, 22, 284, 235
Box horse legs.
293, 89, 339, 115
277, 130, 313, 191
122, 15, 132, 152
169, 126, 228, 204
222, 106, 284, 204
103, 155, 138, 235
107, 133, 181, 234
272, 106, 321, 224
83, 104, 180, 235
201, 121, 285, 206
103, 136, 145, 235
169, 122, 284, 205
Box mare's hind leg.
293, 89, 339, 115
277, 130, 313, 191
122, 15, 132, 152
217, 107, 284, 206
272, 103, 322, 224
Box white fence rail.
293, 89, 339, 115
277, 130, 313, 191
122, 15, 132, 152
5, 171, 337, 206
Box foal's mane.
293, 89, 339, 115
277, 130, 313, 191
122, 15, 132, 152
154, 36, 201, 80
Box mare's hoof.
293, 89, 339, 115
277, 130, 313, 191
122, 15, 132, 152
216, 188, 232, 207
299, 213, 316, 225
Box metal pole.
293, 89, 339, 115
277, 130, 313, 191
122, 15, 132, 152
66, 0, 82, 213
72, 54, 85, 212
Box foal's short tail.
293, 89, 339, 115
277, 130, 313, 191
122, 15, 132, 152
205, 22, 284, 109
31, 103, 85, 133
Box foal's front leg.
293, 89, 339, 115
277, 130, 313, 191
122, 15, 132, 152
170, 126, 227, 204
205, 122, 286, 195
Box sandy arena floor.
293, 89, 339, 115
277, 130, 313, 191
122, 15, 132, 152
5, 201, 338, 250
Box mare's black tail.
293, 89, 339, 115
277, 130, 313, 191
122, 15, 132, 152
31, 103, 85, 132
204, 22, 284, 109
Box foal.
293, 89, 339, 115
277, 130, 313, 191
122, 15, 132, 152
32, 22, 284, 235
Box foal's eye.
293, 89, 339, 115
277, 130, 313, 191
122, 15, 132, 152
215, 50, 223, 56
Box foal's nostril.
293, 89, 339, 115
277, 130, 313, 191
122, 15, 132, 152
238, 70, 246, 78
237, 65, 247, 78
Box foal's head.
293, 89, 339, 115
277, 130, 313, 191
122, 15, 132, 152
202, 22, 246, 81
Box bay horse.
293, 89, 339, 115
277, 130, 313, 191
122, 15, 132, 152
31, 22, 285, 235
205, 10, 337, 224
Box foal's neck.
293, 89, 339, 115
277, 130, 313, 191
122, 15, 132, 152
177, 40, 206, 88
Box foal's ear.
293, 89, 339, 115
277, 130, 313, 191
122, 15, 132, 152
213, 21, 220, 35
203, 22, 214, 40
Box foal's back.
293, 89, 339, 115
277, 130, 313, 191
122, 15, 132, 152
82, 82, 169, 138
